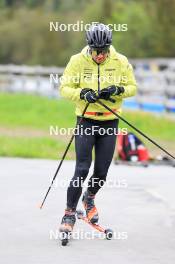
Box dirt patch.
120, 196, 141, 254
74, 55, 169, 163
0, 126, 71, 142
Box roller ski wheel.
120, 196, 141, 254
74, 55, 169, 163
62, 239, 68, 246
60, 230, 71, 246
105, 228, 113, 240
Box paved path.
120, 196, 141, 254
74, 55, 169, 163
0, 157, 175, 264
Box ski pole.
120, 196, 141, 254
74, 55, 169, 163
39, 103, 90, 209
97, 100, 175, 160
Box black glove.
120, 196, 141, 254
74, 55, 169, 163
98, 85, 125, 100
80, 88, 97, 103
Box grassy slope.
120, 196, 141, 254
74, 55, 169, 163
0, 93, 175, 159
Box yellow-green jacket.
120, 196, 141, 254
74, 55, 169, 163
60, 45, 137, 120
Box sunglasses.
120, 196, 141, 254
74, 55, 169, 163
91, 47, 109, 56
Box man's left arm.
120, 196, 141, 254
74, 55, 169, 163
118, 61, 137, 99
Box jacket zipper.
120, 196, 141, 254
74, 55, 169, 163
97, 64, 100, 94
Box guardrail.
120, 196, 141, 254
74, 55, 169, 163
0, 60, 175, 113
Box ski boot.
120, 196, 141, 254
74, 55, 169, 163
82, 191, 99, 224
59, 209, 76, 246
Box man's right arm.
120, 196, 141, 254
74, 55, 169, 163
59, 56, 82, 102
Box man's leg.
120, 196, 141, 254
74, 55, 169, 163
60, 118, 95, 232
88, 120, 118, 194
66, 118, 95, 210
82, 119, 118, 223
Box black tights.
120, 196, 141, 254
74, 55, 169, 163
67, 117, 118, 209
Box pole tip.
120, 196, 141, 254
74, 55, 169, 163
37, 203, 43, 209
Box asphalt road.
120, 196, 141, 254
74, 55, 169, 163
0, 157, 175, 264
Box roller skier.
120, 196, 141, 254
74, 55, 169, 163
59, 23, 137, 236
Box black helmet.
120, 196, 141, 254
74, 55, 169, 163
86, 23, 112, 49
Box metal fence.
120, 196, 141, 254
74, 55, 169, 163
0, 64, 63, 97
0, 59, 175, 113
129, 59, 175, 113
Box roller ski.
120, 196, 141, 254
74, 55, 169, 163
79, 191, 113, 240
114, 159, 149, 167
59, 209, 76, 246
114, 156, 175, 167
76, 210, 113, 240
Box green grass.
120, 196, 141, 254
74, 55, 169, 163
0, 92, 175, 159
121, 111, 175, 141
0, 92, 76, 129
0, 136, 75, 159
